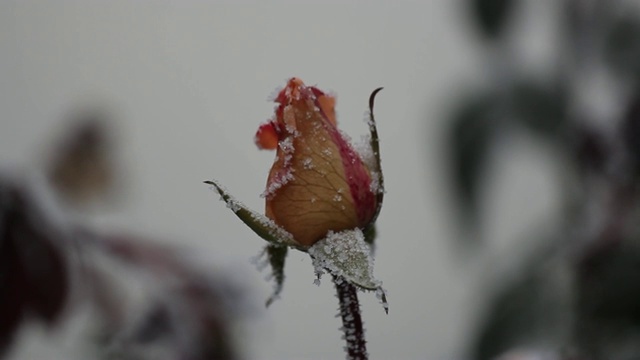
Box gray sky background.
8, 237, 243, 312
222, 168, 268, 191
0, 2, 561, 359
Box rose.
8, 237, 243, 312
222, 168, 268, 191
254, 78, 379, 247
206, 77, 384, 296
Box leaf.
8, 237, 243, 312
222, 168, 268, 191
448, 94, 495, 226
265, 244, 287, 307
576, 244, 640, 356
0, 184, 69, 356
4, 188, 68, 324
604, 15, 640, 79
470, 0, 516, 39
308, 229, 387, 313
510, 80, 567, 139
363, 224, 377, 248
472, 237, 570, 359
204, 180, 303, 250
621, 90, 640, 175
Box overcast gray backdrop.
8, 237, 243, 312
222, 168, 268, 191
0, 2, 561, 359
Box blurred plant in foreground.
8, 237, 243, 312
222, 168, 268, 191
207, 78, 386, 360
1, 115, 243, 360
446, 0, 640, 359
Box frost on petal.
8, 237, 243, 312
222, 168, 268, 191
308, 228, 387, 312
205, 180, 303, 249
356, 133, 376, 172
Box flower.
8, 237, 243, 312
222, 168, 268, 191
254, 78, 379, 247
206, 77, 385, 298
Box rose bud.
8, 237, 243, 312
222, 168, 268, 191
254, 78, 378, 247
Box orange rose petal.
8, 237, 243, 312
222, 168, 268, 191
255, 122, 278, 150
316, 94, 337, 126
265, 114, 358, 246
263, 78, 376, 246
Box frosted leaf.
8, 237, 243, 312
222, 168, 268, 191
205, 180, 302, 249
308, 228, 385, 295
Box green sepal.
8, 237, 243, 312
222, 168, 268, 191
367, 88, 385, 227
204, 180, 303, 250
363, 224, 377, 253
265, 244, 287, 307
309, 229, 387, 312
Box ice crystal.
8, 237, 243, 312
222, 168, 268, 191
369, 170, 384, 195
302, 157, 314, 169
308, 228, 385, 297
261, 170, 294, 198
267, 85, 284, 102
278, 137, 294, 152
356, 134, 376, 171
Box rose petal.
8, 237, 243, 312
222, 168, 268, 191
265, 88, 371, 246
255, 122, 279, 150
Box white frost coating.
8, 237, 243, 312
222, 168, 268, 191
369, 170, 384, 195
247, 210, 296, 245
308, 228, 384, 292
267, 85, 284, 102
356, 134, 377, 171
262, 134, 297, 199
338, 129, 353, 144
363, 109, 376, 128
261, 170, 294, 198
208, 180, 298, 247
302, 157, 314, 169
278, 137, 294, 152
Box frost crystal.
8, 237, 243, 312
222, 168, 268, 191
302, 157, 314, 169
261, 170, 294, 198
278, 137, 294, 152
363, 109, 376, 128
369, 171, 383, 195
356, 134, 376, 171
308, 228, 386, 309
267, 85, 284, 102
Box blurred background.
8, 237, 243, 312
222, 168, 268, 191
3, 1, 640, 359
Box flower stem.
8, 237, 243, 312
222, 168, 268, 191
333, 275, 367, 360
